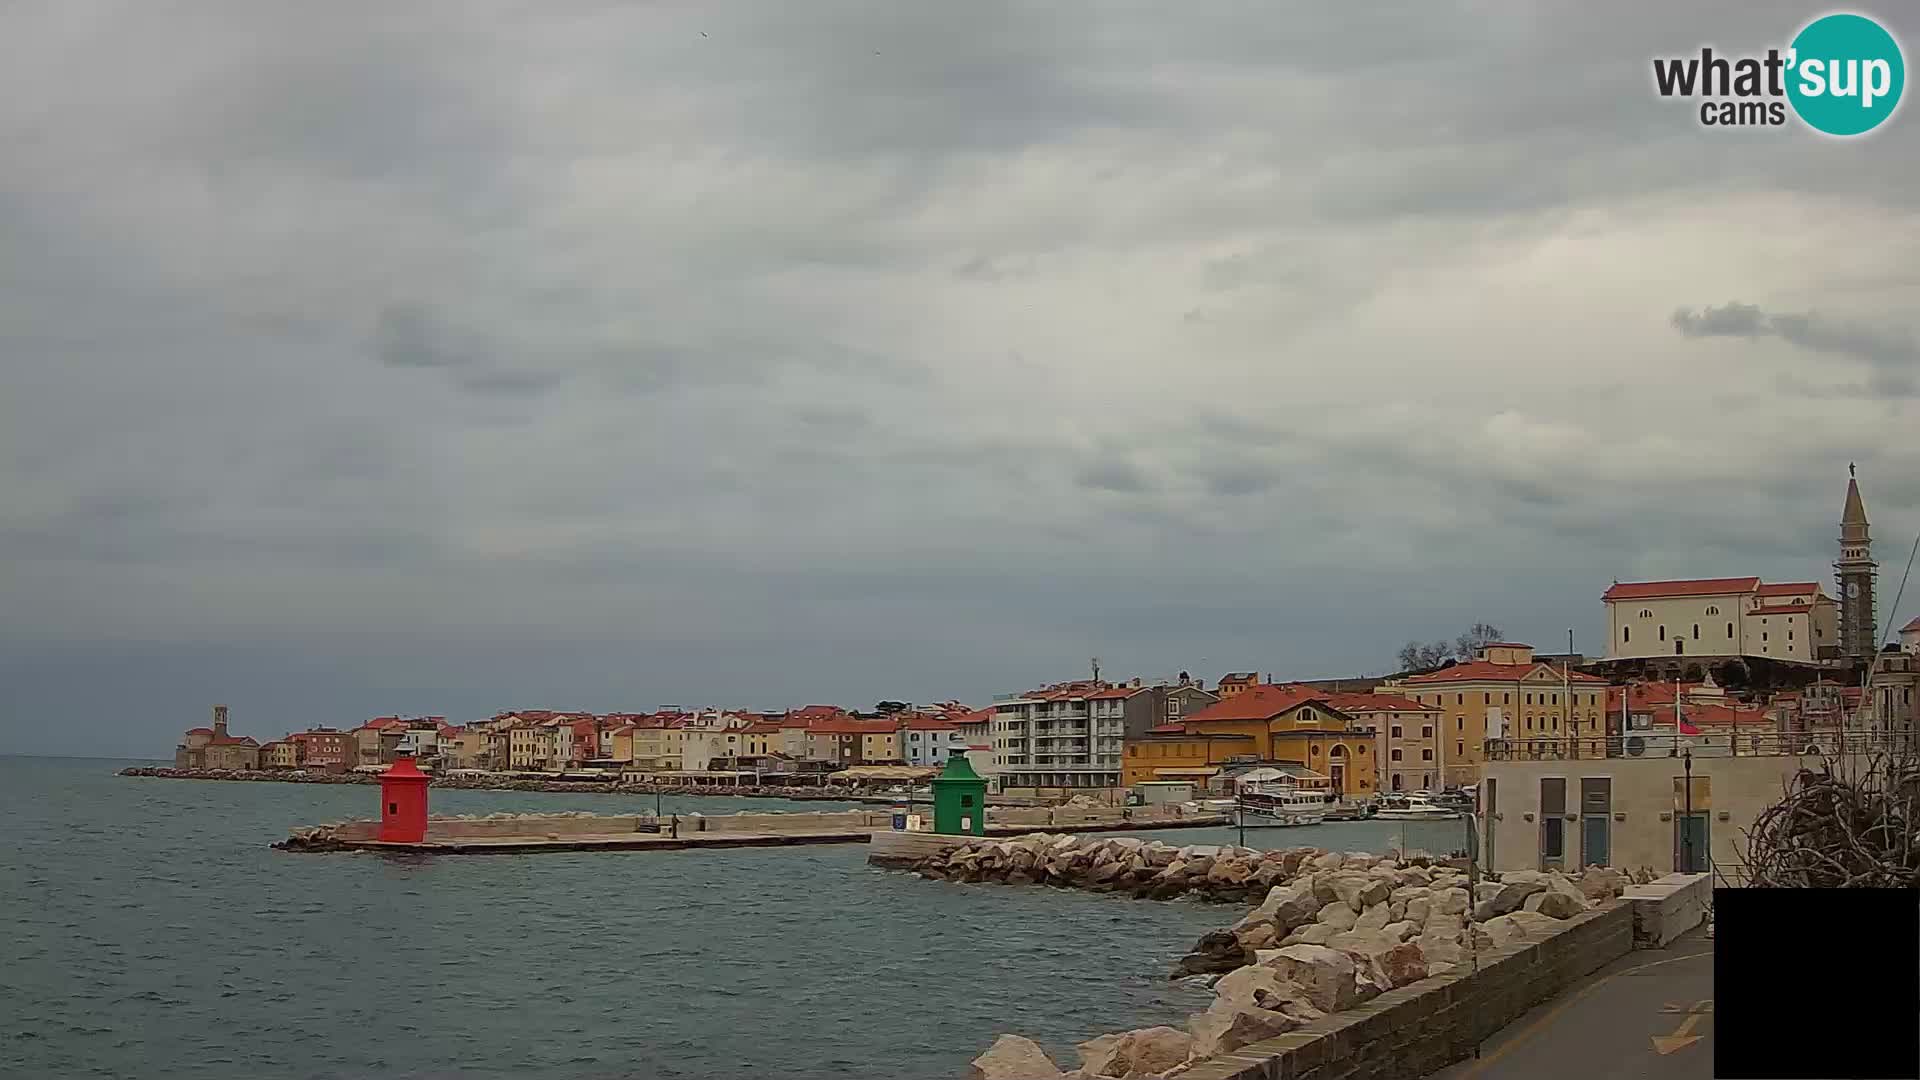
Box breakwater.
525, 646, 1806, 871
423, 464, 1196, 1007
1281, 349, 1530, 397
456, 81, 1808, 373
906, 834, 1637, 1079
119, 766, 920, 803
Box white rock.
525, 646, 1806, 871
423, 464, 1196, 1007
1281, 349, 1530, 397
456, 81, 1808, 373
1188, 1003, 1297, 1060
1261, 944, 1360, 1013
1078, 1026, 1192, 1078
969, 1035, 1063, 1080
1316, 901, 1358, 932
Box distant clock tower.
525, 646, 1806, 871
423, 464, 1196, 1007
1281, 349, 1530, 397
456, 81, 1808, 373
1836, 464, 1878, 659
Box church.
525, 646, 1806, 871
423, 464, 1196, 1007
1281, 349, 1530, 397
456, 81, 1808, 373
1597, 468, 1878, 681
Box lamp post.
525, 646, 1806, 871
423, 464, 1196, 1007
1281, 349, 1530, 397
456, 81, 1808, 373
1681, 747, 1695, 873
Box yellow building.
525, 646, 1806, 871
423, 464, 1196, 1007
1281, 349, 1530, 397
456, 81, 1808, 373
1123, 685, 1377, 796
1382, 643, 1609, 784
859, 728, 900, 764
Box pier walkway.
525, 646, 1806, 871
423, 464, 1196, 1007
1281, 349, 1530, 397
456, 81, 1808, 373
1431, 927, 1715, 1080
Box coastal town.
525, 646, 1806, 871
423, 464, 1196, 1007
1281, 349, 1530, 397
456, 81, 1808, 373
155, 470, 1920, 879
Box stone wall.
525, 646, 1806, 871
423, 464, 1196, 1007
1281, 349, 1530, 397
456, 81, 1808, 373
1177, 904, 1633, 1080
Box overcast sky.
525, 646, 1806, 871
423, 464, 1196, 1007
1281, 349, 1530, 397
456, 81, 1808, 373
5, 2, 1919, 756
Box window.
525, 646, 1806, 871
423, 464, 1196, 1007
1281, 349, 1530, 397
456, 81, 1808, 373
1421, 749, 1434, 761
1504, 693, 1511, 704
1421, 725, 1434, 738
1525, 717, 1533, 731
1658, 625, 1667, 641
1484, 693, 1491, 705
1456, 693, 1464, 705
1391, 748, 1403, 761
1727, 622, 1735, 638
1706, 605, 1720, 615
1624, 626, 1631, 643
1692, 624, 1700, 639
1526, 693, 1533, 705
1640, 608, 1653, 618
1457, 717, 1464, 731
1357, 744, 1367, 755
1391, 725, 1403, 738
1762, 632, 1768, 642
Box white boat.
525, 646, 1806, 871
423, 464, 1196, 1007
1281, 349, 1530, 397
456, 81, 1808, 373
1234, 783, 1330, 827
1373, 794, 1462, 821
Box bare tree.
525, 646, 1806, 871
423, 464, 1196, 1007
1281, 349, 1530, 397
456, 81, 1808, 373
1397, 640, 1454, 672
1741, 741, 1920, 887
1454, 622, 1506, 660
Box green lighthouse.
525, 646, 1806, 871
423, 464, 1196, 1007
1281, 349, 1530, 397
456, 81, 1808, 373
930, 749, 987, 835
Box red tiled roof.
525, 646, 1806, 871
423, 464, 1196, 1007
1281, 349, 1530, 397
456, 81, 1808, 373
1903, 616, 1920, 633
899, 715, 961, 731
207, 735, 257, 746
1756, 582, 1820, 596
740, 723, 783, 734
1603, 577, 1760, 601
1182, 684, 1326, 722
1146, 723, 1187, 734
807, 719, 897, 736
1404, 661, 1606, 685
185, 727, 214, 736
1321, 692, 1435, 713
1087, 686, 1146, 700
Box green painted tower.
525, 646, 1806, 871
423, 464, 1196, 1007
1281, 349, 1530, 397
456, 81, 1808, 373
930, 750, 987, 835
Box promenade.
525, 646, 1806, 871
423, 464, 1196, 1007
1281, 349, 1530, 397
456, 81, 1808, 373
1431, 927, 1714, 1080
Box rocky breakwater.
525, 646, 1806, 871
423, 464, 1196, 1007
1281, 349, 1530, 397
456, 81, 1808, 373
916, 834, 1307, 903
944, 837, 1634, 1079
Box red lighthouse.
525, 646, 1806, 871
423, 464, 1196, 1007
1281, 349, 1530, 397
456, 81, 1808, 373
378, 755, 431, 843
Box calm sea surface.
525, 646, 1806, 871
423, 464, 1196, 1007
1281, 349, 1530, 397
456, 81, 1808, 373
0, 757, 1465, 1080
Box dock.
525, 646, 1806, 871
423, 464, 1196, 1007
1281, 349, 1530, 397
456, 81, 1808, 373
278, 806, 1231, 855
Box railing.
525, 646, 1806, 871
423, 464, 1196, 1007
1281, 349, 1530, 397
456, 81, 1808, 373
1484, 729, 1916, 761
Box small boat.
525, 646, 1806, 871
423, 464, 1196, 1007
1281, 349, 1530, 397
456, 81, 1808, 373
1234, 784, 1330, 827
1373, 794, 1462, 821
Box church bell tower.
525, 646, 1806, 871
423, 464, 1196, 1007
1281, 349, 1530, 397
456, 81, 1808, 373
1836, 465, 1878, 659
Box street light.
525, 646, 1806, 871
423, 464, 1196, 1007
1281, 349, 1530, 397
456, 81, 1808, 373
1681, 747, 1695, 873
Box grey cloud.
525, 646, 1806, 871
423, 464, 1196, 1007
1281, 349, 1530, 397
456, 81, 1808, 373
1675, 301, 1919, 396
1075, 457, 1152, 494
4, 2, 1920, 757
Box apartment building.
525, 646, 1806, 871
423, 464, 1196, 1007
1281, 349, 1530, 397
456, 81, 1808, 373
990, 681, 1128, 792
1380, 643, 1608, 785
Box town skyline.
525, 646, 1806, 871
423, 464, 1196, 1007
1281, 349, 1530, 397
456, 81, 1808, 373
4, 3, 1918, 759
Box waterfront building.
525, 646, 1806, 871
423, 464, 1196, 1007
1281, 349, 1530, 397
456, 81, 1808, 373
1481, 728, 1899, 877
289, 729, 352, 771
990, 676, 1219, 795
1319, 691, 1444, 793
1868, 649, 1920, 732
174, 705, 262, 769
1121, 684, 1378, 797
898, 714, 967, 767
1901, 616, 1920, 654
256, 740, 295, 769
1379, 643, 1608, 782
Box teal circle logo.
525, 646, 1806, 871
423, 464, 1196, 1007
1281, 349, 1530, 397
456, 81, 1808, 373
1786, 13, 1905, 136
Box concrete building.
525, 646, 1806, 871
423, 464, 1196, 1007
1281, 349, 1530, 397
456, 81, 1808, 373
1602, 577, 1837, 664
990, 681, 1127, 793
1122, 684, 1378, 797
1322, 692, 1445, 793
1381, 644, 1608, 783
1480, 741, 1894, 879
259, 740, 298, 769
1868, 650, 1920, 732
1900, 615, 1920, 654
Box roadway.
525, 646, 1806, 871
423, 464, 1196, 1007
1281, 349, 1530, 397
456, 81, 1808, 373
1432, 927, 1716, 1080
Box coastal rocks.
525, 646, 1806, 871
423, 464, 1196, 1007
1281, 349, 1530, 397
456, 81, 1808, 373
271, 826, 348, 852
1188, 1003, 1298, 1059
1173, 931, 1248, 978
1579, 866, 1629, 900
1260, 944, 1359, 1013
969, 1035, 1063, 1080
1079, 1026, 1193, 1079
1315, 902, 1358, 932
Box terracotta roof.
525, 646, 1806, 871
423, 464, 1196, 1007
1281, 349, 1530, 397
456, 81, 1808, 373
1087, 686, 1146, 700
207, 735, 258, 746
1404, 661, 1606, 685
807, 719, 897, 736
1320, 692, 1435, 713
1146, 723, 1188, 734
1181, 684, 1327, 722
1218, 672, 1258, 683
1904, 617, 1920, 633
185, 727, 214, 736
899, 715, 961, 731
1603, 577, 1761, 601
740, 722, 783, 734
1756, 582, 1820, 596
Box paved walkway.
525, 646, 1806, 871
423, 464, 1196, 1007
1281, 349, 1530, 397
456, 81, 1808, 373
1432, 928, 1715, 1080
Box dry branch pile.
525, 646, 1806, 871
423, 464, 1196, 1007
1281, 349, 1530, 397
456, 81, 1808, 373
1742, 758, 1920, 888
